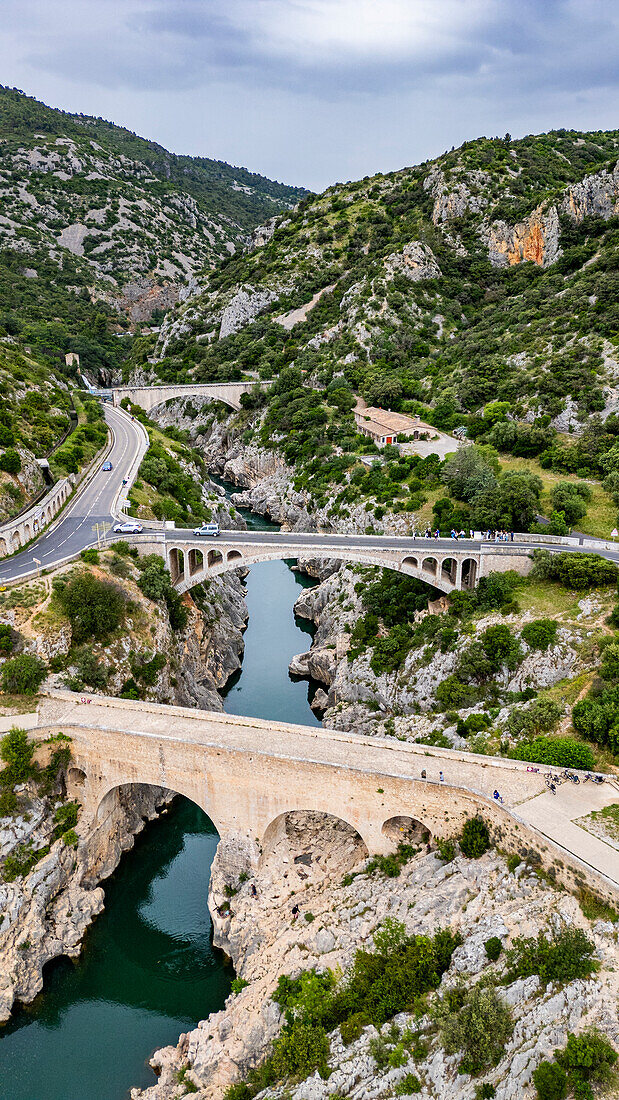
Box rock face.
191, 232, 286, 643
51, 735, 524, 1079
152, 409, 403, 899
219, 286, 280, 339
0, 780, 172, 1021
384, 241, 441, 281
561, 162, 619, 222
129, 838, 619, 1100
483, 205, 561, 268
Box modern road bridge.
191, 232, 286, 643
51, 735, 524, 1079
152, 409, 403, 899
39, 691, 619, 901
132, 528, 572, 594
100, 380, 270, 414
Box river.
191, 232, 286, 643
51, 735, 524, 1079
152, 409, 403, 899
0, 489, 321, 1099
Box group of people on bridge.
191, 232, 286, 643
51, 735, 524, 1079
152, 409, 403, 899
414, 528, 515, 541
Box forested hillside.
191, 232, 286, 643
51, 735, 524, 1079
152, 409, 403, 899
145, 128, 619, 534
0, 87, 306, 340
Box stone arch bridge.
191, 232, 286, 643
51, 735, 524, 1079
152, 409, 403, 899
98, 380, 271, 414
129, 530, 538, 594
38, 692, 619, 900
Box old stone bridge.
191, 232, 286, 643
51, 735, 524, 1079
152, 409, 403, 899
100, 380, 270, 413
128, 529, 549, 594
39, 691, 619, 901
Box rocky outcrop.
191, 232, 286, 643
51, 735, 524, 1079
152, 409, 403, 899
561, 162, 619, 222
130, 838, 619, 1100
423, 166, 491, 224
483, 205, 561, 268
219, 286, 279, 339
384, 241, 441, 282
0, 779, 172, 1021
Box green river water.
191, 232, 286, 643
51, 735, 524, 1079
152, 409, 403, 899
0, 497, 320, 1100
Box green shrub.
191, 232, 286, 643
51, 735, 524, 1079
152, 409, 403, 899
0, 447, 21, 473
1, 726, 35, 782
80, 547, 99, 564
436, 838, 456, 862
510, 736, 595, 770
340, 1012, 369, 1045
540, 552, 618, 591
230, 977, 249, 994
484, 936, 503, 961
506, 926, 597, 986
506, 700, 561, 739
507, 854, 521, 874
52, 800, 79, 840
395, 1072, 421, 1094
0, 787, 18, 815
460, 817, 490, 858
533, 1060, 567, 1100
1, 654, 47, 695
521, 619, 558, 650
474, 1086, 496, 1100
58, 572, 125, 643
438, 984, 513, 1074
0, 623, 14, 655
555, 1030, 617, 1099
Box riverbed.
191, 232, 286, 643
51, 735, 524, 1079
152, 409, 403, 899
0, 493, 320, 1099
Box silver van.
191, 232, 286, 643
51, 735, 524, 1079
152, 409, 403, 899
193, 523, 220, 537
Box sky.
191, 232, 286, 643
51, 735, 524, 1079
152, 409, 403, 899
1, 0, 619, 191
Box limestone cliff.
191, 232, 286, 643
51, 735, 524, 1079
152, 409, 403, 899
130, 828, 619, 1100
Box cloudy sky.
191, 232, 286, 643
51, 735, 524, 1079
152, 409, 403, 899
1, 0, 618, 190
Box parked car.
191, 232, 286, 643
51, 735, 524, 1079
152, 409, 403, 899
193, 523, 220, 537
113, 521, 143, 534
102, 460, 113, 471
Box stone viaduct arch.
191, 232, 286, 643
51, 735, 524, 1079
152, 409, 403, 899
159, 538, 482, 595
0, 476, 74, 560
40, 692, 533, 861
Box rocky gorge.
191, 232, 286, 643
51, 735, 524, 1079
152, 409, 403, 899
130, 816, 619, 1100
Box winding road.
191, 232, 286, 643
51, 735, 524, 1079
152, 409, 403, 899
0, 405, 147, 585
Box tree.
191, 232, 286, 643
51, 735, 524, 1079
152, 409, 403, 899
0, 447, 21, 473
550, 482, 591, 528
600, 641, 619, 682
460, 817, 490, 857
481, 624, 522, 670
533, 1060, 567, 1100
57, 572, 125, 643
439, 985, 513, 1074
1, 654, 47, 695
441, 446, 497, 503
521, 619, 558, 650
1, 726, 35, 781
471, 470, 543, 532
483, 400, 511, 425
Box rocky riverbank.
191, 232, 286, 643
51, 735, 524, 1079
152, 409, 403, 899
0, 767, 172, 1022
130, 817, 619, 1100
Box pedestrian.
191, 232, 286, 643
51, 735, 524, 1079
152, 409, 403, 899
251, 883, 257, 897
439, 770, 444, 783
292, 904, 299, 921
421, 768, 426, 779
510, 530, 514, 541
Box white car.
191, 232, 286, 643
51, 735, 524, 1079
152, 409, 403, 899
113, 521, 143, 534
193, 523, 220, 537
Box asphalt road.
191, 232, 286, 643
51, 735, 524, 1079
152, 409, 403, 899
155, 526, 619, 564
3, 398, 619, 586
0, 406, 145, 586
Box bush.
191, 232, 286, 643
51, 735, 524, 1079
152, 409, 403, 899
0, 787, 18, 815
507, 700, 561, 740
533, 1060, 567, 1100
1, 654, 47, 695
0, 447, 21, 473
439, 984, 513, 1074
510, 736, 595, 770
521, 619, 558, 650
230, 977, 249, 994
436, 838, 456, 862
538, 552, 618, 591
0, 623, 14, 655
1, 726, 35, 782
555, 1030, 617, 1099
80, 547, 99, 564
395, 1073, 422, 1094
340, 1011, 369, 1045
484, 936, 503, 961
58, 572, 125, 643
460, 817, 490, 858
506, 926, 597, 986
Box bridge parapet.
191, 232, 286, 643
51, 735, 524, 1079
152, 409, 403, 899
107, 380, 272, 414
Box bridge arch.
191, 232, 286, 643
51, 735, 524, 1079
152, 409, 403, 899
260, 810, 369, 878
160, 542, 463, 596
382, 815, 431, 845
94, 780, 224, 840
